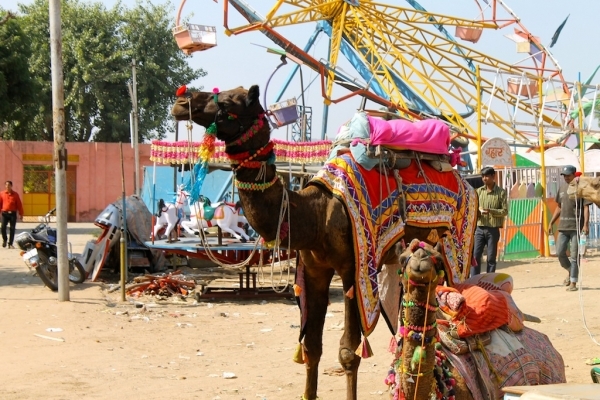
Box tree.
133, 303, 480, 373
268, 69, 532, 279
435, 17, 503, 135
0, 8, 37, 139
3, 0, 204, 142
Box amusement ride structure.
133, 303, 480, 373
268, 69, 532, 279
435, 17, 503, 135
172, 0, 600, 157
158, 0, 600, 266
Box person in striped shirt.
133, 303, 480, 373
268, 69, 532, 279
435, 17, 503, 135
471, 166, 508, 276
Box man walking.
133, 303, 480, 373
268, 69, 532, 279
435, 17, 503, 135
471, 166, 508, 276
548, 165, 590, 291
0, 180, 25, 249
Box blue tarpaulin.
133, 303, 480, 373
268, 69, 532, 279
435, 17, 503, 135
141, 166, 233, 216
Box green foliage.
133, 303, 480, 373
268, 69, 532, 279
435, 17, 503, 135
1, 0, 205, 142
0, 8, 37, 138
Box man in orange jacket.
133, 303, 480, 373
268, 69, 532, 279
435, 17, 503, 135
0, 181, 25, 249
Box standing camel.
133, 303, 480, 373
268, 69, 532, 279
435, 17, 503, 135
171, 85, 473, 400
392, 239, 565, 400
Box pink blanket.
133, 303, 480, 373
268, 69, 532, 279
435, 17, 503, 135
368, 116, 450, 155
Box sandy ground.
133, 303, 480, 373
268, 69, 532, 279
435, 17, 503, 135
1, 223, 599, 399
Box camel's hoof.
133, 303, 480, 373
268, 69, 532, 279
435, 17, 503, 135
240, 237, 247, 243
339, 347, 355, 369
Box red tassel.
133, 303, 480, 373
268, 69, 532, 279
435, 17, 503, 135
175, 85, 187, 96
345, 286, 355, 299
388, 335, 398, 353
293, 284, 302, 297
292, 343, 306, 364
355, 336, 374, 359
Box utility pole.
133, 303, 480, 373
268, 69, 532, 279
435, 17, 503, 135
173, 122, 179, 192
49, 0, 69, 301
128, 59, 140, 196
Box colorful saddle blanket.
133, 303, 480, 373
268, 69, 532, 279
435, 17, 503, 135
310, 153, 477, 337
400, 160, 477, 285
311, 153, 405, 336
444, 327, 566, 400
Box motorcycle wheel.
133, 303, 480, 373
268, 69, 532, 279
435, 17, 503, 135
68, 259, 86, 284
35, 251, 59, 291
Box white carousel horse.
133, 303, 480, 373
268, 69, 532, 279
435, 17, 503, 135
180, 194, 250, 242
152, 188, 187, 242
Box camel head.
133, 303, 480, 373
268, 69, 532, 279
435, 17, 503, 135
567, 175, 600, 206
171, 85, 267, 143
399, 239, 444, 288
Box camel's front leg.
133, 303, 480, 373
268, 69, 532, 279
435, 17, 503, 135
301, 266, 334, 400
338, 265, 362, 400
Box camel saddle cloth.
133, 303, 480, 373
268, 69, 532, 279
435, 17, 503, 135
310, 153, 405, 337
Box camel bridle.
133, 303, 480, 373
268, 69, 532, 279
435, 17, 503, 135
399, 244, 444, 400
211, 90, 266, 143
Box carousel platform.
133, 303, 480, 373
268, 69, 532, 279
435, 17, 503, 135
145, 236, 294, 300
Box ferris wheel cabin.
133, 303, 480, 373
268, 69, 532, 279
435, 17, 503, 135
173, 24, 217, 55
172, 0, 217, 55
455, 26, 483, 43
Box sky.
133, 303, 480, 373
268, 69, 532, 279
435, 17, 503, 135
4, 0, 600, 145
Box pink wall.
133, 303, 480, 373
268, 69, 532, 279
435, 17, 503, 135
0, 140, 154, 221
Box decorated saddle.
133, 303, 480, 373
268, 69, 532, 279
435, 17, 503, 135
308, 151, 477, 346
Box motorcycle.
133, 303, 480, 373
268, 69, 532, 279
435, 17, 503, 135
15, 208, 86, 291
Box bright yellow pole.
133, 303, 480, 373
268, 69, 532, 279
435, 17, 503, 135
264, 0, 284, 20
539, 77, 549, 257
476, 65, 482, 172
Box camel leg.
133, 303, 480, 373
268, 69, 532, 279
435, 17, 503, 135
337, 266, 362, 400
301, 264, 335, 400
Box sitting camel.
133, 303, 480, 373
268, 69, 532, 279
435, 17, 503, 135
171, 85, 475, 400
390, 239, 565, 400
567, 175, 600, 206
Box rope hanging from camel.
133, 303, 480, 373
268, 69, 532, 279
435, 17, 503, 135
176, 89, 260, 271
256, 187, 292, 294
226, 140, 292, 290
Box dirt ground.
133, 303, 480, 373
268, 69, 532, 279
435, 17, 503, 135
1, 223, 599, 399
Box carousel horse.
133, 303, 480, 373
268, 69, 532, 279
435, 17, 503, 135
152, 188, 187, 242
180, 195, 250, 242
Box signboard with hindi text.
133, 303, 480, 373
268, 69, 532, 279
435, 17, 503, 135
481, 137, 512, 167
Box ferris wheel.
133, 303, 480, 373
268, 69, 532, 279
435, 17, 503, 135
178, 0, 575, 146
